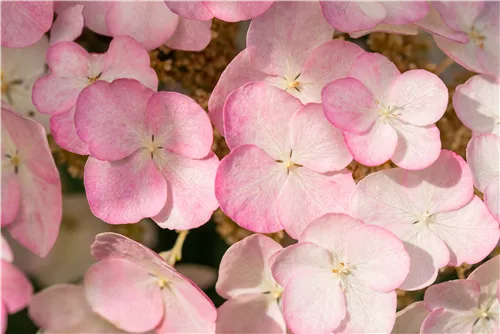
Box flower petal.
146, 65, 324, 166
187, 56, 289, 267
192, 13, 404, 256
392, 301, 430, 334
415, 4, 468, 43
1, 260, 33, 314
81, 2, 114, 36
50, 106, 90, 155
421, 308, 475, 334
1, 234, 13, 262
202, 1, 273, 22
164, 17, 212, 52
49, 5, 84, 45
1, 167, 20, 227
484, 181, 500, 222
165, 1, 214, 20
424, 279, 480, 312
320, 1, 386, 32
468, 256, 500, 306
434, 36, 483, 75
466, 133, 500, 192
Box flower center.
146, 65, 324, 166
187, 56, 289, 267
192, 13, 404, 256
157, 278, 167, 289
469, 27, 485, 48
145, 134, 163, 157
332, 261, 351, 275
4, 151, 20, 173
414, 211, 435, 225
263, 286, 284, 300
379, 105, 400, 119
276, 151, 302, 174
87, 72, 102, 84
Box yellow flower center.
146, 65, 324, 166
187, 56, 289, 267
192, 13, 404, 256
469, 27, 485, 48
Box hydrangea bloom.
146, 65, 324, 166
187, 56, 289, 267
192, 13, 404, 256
272, 214, 410, 333
216, 234, 286, 333
422, 256, 500, 333
1, 237, 33, 334
49, 4, 84, 46
2, 106, 62, 257
467, 134, 500, 222
454, 74, 500, 136
209, 1, 365, 134
84, 233, 216, 333
392, 301, 430, 334
76, 79, 218, 228
1, 0, 53, 47
322, 52, 448, 170
1, 36, 51, 132
29, 284, 125, 333
216, 83, 355, 239
32, 36, 158, 154
351, 150, 500, 290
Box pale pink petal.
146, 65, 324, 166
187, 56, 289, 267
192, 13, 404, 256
290, 103, 352, 173
283, 271, 345, 334
387, 70, 448, 126
466, 134, 500, 192
454, 75, 500, 136
468, 256, 500, 305
424, 279, 480, 312
208, 49, 271, 134
216, 234, 282, 299
146, 92, 212, 159
202, 1, 273, 22
320, 1, 387, 32
429, 196, 499, 266
1, 1, 53, 48
84, 258, 164, 333
391, 121, 441, 170
392, 301, 429, 334
276, 168, 356, 239
216, 294, 286, 334
344, 120, 398, 166
223, 82, 299, 158
349, 23, 420, 39
484, 181, 500, 222
50, 106, 90, 155
382, 1, 429, 25
165, 1, 214, 20
421, 308, 475, 334
415, 4, 468, 43
151, 152, 219, 230
49, 5, 84, 45
84, 153, 168, 225
82, 2, 114, 36
164, 17, 212, 52
247, 1, 333, 77
215, 145, 287, 233
1, 235, 13, 262
75, 79, 153, 161
1, 260, 33, 313
476, 3, 500, 77
432, 1, 484, 32
1, 168, 20, 227
106, 2, 179, 51
434, 36, 483, 75
322, 77, 379, 134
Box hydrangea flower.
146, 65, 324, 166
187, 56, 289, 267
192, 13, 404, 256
75, 79, 218, 229
1, 237, 33, 334
392, 301, 430, 334
32, 36, 158, 155
49, 4, 84, 46
422, 256, 500, 333
1, 106, 62, 257
1, 1, 53, 48
351, 150, 500, 290
216, 234, 286, 333
29, 284, 126, 333
323, 52, 448, 170
272, 213, 410, 333
1, 36, 51, 132
467, 134, 500, 222
215, 82, 355, 239
454, 74, 500, 136
209, 1, 365, 134
84, 232, 216, 333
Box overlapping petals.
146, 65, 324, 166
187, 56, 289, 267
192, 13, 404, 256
166, 1, 273, 22
392, 301, 429, 334
323, 52, 448, 169
49, 4, 84, 46
351, 150, 500, 290
216, 82, 354, 238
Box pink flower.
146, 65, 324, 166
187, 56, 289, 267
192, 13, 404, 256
1, 1, 53, 48
322, 52, 448, 170
209, 1, 365, 134
351, 150, 500, 290
75, 79, 218, 229
215, 82, 355, 239
454, 74, 500, 136
29, 284, 125, 333
216, 234, 286, 333
1, 237, 33, 334
1, 106, 62, 257
84, 232, 216, 333
49, 4, 85, 46
467, 134, 500, 222
32, 36, 158, 155
272, 213, 410, 333
422, 256, 500, 334
392, 301, 430, 334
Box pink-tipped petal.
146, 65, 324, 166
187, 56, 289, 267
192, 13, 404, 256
215, 145, 287, 233
75, 79, 153, 161
84, 258, 164, 333
349, 23, 420, 39
152, 152, 219, 230
421, 308, 475, 334
484, 181, 500, 222
1, 260, 33, 314
164, 17, 212, 52
424, 280, 480, 313
392, 301, 430, 334
82, 2, 114, 36
202, 1, 273, 22
49, 5, 84, 45
1, 235, 13, 262
50, 106, 90, 155
383, 1, 429, 25
466, 133, 500, 192
247, 1, 333, 77
468, 256, 500, 305
320, 1, 386, 32
165, 1, 214, 20
1, 168, 20, 227
415, 4, 468, 43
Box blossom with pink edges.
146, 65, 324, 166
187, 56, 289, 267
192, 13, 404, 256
322, 52, 448, 170
75, 79, 218, 229
215, 82, 354, 239
49, 4, 84, 46
216, 234, 286, 333
1, 236, 33, 334
1, 106, 62, 257
454, 75, 500, 136
392, 301, 430, 334
32, 36, 158, 155
84, 233, 216, 333
272, 214, 410, 333
422, 256, 500, 333
351, 150, 500, 291
467, 134, 500, 223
